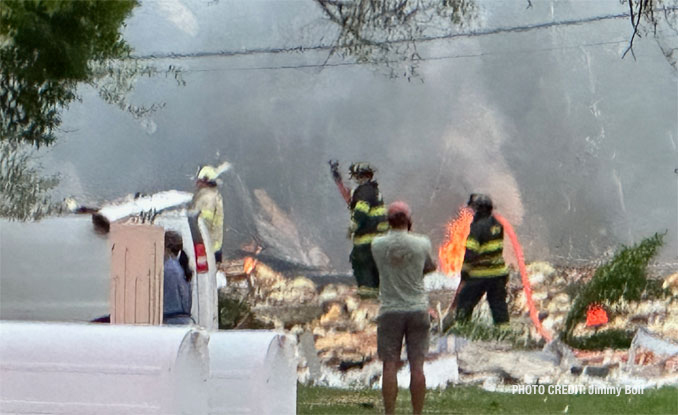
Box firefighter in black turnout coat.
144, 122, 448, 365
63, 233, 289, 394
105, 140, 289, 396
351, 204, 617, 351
330, 161, 388, 297
455, 193, 510, 325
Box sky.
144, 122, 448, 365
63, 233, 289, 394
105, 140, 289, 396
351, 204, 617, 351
40, 0, 678, 271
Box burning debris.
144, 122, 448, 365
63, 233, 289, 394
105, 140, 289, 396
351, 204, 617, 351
219, 172, 331, 273
215, 199, 676, 392
218, 253, 678, 391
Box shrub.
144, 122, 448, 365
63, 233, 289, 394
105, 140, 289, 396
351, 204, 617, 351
562, 233, 665, 347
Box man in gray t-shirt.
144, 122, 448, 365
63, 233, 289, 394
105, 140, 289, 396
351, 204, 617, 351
371, 201, 435, 415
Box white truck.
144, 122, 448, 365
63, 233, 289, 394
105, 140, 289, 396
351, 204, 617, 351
0, 191, 217, 329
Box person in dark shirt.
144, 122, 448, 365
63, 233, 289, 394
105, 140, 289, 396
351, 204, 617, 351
163, 230, 193, 325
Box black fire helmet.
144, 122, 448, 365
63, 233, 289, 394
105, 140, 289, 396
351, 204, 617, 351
467, 193, 493, 212
348, 162, 375, 178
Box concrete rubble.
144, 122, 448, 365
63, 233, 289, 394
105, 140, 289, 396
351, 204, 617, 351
219, 260, 678, 391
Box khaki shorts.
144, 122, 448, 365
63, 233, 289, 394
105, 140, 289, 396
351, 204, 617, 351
377, 310, 430, 362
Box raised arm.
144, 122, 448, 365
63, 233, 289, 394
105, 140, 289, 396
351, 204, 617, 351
329, 160, 351, 205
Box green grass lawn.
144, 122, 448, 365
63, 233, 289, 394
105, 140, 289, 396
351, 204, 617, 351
297, 384, 678, 414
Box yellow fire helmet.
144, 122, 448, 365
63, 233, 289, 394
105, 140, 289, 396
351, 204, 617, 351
197, 165, 218, 182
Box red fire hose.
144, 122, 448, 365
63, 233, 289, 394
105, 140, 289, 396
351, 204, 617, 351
494, 212, 552, 342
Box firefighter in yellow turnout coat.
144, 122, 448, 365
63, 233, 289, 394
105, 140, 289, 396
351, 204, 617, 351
193, 165, 224, 262
330, 162, 388, 295
455, 193, 510, 325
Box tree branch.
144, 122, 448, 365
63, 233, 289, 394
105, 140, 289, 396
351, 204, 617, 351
622, 0, 643, 60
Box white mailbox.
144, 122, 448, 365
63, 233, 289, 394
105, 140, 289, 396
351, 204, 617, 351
0, 322, 210, 414
207, 330, 297, 415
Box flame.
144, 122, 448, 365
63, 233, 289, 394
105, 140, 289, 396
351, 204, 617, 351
243, 256, 257, 275
438, 206, 474, 275
586, 303, 608, 327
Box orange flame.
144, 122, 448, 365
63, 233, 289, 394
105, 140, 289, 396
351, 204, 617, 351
243, 257, 257, 275
586, 304, 608, 327
438, 206, 474, 275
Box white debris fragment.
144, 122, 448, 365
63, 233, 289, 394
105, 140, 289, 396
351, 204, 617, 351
215, 161, 232, 176
626, 327, 678, 372
424, 272, 460, 291
396, 355, 460, 389
216, 271, 227, 289
98, 190, 194, 222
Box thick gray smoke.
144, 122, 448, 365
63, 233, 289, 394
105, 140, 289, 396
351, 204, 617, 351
41, 0, 677, 272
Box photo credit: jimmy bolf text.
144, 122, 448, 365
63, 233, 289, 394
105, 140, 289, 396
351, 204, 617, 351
511, 385, 645, 396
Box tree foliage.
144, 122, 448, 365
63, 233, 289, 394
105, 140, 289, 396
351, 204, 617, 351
0, 0, 138, 147
0, 1, 187, 220
313, 0, 477, 78
0, 140, 59, 220
314, 0, 678, 74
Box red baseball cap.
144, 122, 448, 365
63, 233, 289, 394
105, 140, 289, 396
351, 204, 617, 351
387, 201, 411, 220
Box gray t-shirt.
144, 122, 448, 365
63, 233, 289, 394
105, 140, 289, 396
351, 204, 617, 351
371, 229, 432, 314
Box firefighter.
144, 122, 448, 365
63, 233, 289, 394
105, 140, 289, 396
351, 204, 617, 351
192, 165, 224, 263
329, 161, 388, 297
454, 193, 510, 325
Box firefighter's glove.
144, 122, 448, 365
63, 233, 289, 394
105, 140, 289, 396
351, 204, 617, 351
329, 160, 341, 180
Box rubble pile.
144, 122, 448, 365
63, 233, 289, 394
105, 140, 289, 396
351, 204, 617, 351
218, 261, 325, 329
504, 263, 678, 343
218, 260, 678, 390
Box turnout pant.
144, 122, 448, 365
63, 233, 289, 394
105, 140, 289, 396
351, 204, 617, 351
350, 244, 380, 288
455, 275, 509, 324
